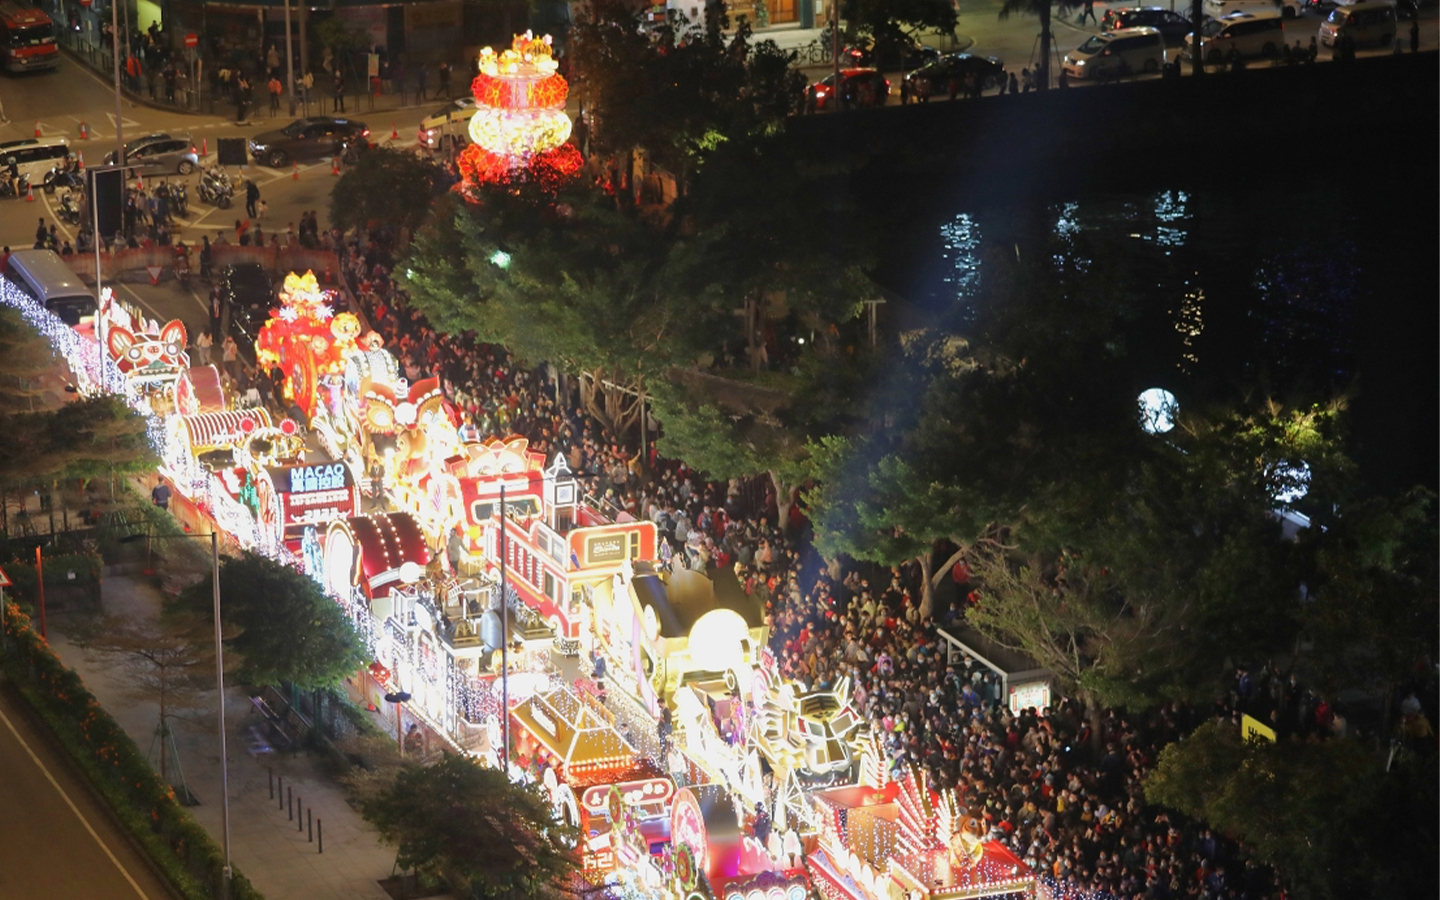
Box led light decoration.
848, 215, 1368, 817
256, 271, 362, 419
458, 31, 582, 192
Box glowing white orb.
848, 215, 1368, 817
1137, 387, 1178, 434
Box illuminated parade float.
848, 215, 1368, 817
0, 37, 1039, 900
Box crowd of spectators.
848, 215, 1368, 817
321, 215, 1435, 900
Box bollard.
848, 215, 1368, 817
288, 785, 293, 820
297, 798, 303, 831
317, 818, 323, 854
307, 808, 313, 842
278, 776, 284, 809
268, 767, 274, 799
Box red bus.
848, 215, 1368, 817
0, 2, 57, 73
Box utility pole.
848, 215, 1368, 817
283, 0, 296, 113
499, 485, 509, 770
1191, 0, 1205, 76
111, 0, 123, 165
830, 3, 840, 109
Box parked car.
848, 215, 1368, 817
841, 35, 940, 71
103, 133, 199, 175
1102, 6, 1197, 45
218, 263, 275, 354
903, 53, 1007, 98
1319, 1, 1399, 45
247, 117, 371, 168
1063, 27, 1167, 80
805, 68, 890, 111
418, 98, 478, 150
1205, 0, 1302, 19
1185, 10, 1287, 61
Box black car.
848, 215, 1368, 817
903, 53, 1007, 99
841, 36, 942, 71
1101, 7, 1196, 45
247, 117, 371, 168
218, 263, 275, 355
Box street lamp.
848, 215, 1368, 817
122, 528, 231, 899
383, 690, 412, 757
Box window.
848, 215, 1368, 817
629, 530, 641, 560
544, 571, 555, 602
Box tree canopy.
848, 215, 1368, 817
176, 551, 366, 690
358, 754, 578, 899
330, 147, 440, 241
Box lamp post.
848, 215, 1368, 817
122, 529, 231, 898
383, 690, 411, 756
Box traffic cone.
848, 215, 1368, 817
33, 120, 41, 138
25, 183, 33, 202
390, 121, 399, 140
292, 161, 299, 180
200, 137, 208, 157
79, 121, 89, 140
76, 151, 84, 171
331, 156, 340, 176
135, 174, 143, 190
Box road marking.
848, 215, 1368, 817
39, 188, 76, 245
0, 701, 156, 900
106, 112, 143, 131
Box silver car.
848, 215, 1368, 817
103, 133, 200, 175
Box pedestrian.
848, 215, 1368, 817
245, 178, 260, 219
221, 334, 239, 380
35, 217, 46, 245
900, 77, 910, 104
194, 328, 213, 365
969, 71, 984, 99
438, 60, 452, 98
415, 64, 428, 102
268, 74, 282, 112
235, 75, 252, 123
267, 44, 280, 75
199, 234, 213, 281
163, 62, 177, 103
1008, 71, 1019, 94
333, 69, 346, 112
257, 199, 268, 222
948, 74, 960, 101
151, 481, 171, 510
1308, 35, 1319, 62
1021, 67, 1033, 92
1410, 19, 1419, 53
1058, 67, 1070, 88
301, 69, 314, 105
1080, 0, 1096, 24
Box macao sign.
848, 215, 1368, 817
275, 463, 359, 533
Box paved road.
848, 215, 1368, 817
0, 681, 180, 900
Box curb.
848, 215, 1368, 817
58, 44, 213, 118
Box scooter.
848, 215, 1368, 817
197, 168, 233, 209
43, 165, 84, 194
170, 182, 189, 218
0, 173, 30, 199
57, 189, 81, 225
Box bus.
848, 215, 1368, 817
0, 2, 58, 73
5, 249, 94, 325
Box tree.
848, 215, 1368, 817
997, 0, 1084, 90
1145, 720, 1439, 900
568, 0, 806, 189
331, 147, 439, 243
78, 617, 214, 790
0, 307, 55, 410
176, 551, 366, 690
358, 754, 578, 899
842, 0, 959, 58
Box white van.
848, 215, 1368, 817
5, 248, 95, 325
1204, 0, 1302, 18
0, 137, 72, 184
1063, 27, 1167, 80
1319, 2, 1398, 46
1188, 11, 1287, 62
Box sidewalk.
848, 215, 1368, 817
47, 573, 399, 900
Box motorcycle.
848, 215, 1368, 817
170, 182, 189, 218
0, 173, 30, 199
43, 165, 84, 194
197, 168, 233, 209
57, 189, 81, 225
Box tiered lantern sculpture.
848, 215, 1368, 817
458, 31, 582, 191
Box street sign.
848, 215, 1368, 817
184, 33, 198, 48
146, 265, 163, 285
1241, 714, 1276, 743
0, 565, 11, 587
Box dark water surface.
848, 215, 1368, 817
865, 169, 1438, 493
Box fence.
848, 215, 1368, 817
0, 600, 265, 900
62, 245, 346, 285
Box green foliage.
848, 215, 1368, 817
176, 552, 366, 690
313, 16, 370, 53
0, 307, 54, 408
843, 0, 959, 44
568, 0, 806, 174
0, 550, 103, 605
358, 754, 578, 899
0, 600, 266, 900
1145, 721, 1438, 900
330, 147, 438, 239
